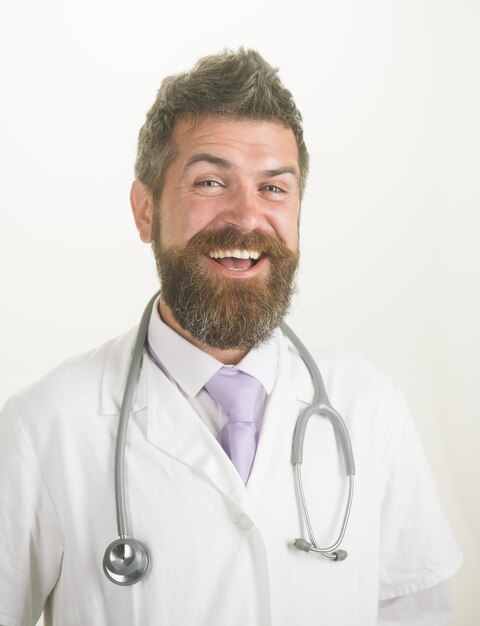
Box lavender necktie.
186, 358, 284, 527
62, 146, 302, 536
204, 368, 264, 484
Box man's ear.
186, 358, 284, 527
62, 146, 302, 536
130, 180, 154, 243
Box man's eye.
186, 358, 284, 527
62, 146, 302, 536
263, 184, 283, 193
196, 180, 221, 187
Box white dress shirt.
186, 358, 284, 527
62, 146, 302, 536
147, 302, 277, 438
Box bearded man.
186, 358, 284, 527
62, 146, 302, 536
0, 48, 461, 626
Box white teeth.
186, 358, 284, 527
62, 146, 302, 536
209, 249, 262, 260
233, 249, 249, 259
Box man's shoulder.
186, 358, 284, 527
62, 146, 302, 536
4, 326, 138, 418
283, 333, 394, 383
281, 333, 397, 407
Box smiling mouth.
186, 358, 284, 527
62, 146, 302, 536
208, 248, 264, 271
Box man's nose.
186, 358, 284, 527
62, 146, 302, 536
221, 186, 264, 232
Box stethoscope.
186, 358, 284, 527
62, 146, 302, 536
103, 292, 356, 585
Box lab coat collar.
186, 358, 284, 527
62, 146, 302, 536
99, 322, 314, 416
99, 319, 315, 509
100, 327, 148, 416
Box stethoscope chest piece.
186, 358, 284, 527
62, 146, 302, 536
103, 538, 149, 586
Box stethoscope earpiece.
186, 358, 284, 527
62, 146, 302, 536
293, 538, 348, 561
103, 538, 149, 586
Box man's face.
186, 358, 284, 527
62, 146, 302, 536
149, 116, 301, 349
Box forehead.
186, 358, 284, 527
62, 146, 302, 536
170, 115, 300, 171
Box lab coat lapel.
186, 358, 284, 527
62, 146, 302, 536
99, 324, 313, 512
143, 356, 250, 510
100, 326, 248, 509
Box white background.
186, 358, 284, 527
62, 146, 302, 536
0, 1, 478, 624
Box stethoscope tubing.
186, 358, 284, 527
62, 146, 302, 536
114, 291, 160, 538
280, 322, 355, 559
105, 294, 356, 584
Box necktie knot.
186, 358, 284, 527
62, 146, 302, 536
204, 367, 264, 483
204, 367, 264, 423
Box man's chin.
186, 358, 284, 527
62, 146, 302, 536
155, 241, 298, 351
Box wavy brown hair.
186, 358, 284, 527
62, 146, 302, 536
134, 48, 309, 204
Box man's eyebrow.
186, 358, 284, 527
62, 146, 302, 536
261, 166, 299, 179
183, 153, 299, 180
184, 153, 232, 172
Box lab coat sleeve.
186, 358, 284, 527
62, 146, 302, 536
378, 580, 454, 625
378, 383, 462, 602
0, 397, 64, 626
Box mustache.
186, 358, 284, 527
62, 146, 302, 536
184, 227, 294, 259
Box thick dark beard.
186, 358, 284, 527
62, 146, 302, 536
152, 225, 299, 350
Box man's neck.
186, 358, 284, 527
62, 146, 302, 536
158, 298, 250, 365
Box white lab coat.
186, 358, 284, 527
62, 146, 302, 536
0, 326, 462, 626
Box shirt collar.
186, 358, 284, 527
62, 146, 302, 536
147, 297, 278, 398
